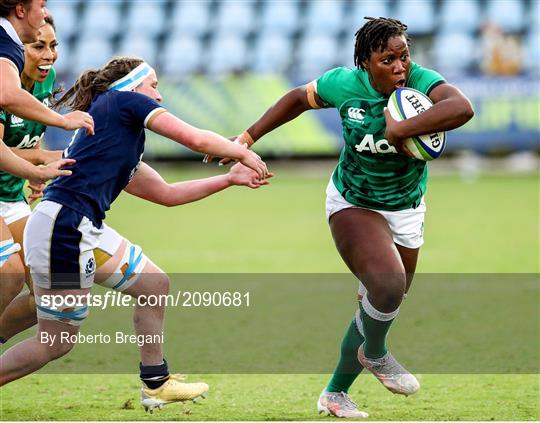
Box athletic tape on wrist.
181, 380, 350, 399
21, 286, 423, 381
238, 131, 254, 147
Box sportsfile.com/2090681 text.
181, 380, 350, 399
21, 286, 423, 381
40, 291, 251, 310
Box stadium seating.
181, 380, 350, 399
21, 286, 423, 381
214, 1, 256, 37
53, 42, 72, 75
117, 35, 158, 66
259, 1, 300, 36
394, 0, 436, 35
46, 1, 78, 39
252, 33, 293, 74
169, 0, 211, 37
439, 0, 481, 34
55, 0, 533, 79
80, 2, 121, 40
432, 31, 476, 76
160, 35, 203, 77
347, 0, 391, 29
124, 2, 167, 38
303, 0, 346, 36
72, 36, 114, 71
296, 34, 339, 81
524, 29, 540, 74
485, 0, 525, 33
206, 35, 248, 76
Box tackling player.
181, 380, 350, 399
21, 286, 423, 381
208, 17, 474, 418
0, 0, 93, 133
0, 56, 270, 412
0, 15, 63, 321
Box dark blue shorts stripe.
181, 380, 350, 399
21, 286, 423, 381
50, 206, 83, 289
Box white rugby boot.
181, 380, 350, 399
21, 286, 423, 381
317, 390, 369, 418
357, 345, 420, 396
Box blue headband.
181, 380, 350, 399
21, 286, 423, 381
108, 62, 153, 91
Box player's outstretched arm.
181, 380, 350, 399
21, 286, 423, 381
148, 111, 268, 179
124, 162, 272, 207
0, 62, 95, 134
0, 139, 74, 184
207, 83, 324, 164
384, 83, 474, 146
245, 83, 323, 143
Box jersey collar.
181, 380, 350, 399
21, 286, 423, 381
0, 17, 23, 48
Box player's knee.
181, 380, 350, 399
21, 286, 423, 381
0, 256, 26, 301
368, 273, 406, 311
46, 337, 76, 361
153, 271, 170, 296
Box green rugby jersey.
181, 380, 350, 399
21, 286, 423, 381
316, 62, 445, 211
0, 68, 55, 202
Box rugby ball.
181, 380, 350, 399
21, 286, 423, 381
387, 87, 446, 161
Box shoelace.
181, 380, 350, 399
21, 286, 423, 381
169, 374, 187, 382
331, 392, 359, 411
365, 353, 407, 376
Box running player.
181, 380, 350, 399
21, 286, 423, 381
0, 0, 93, 133
207, 17, 474, 418
0, 57, 270, 412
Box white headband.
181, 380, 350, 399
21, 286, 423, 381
108, 62, 153, 91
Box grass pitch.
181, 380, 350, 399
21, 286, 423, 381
1, 161, 538, 421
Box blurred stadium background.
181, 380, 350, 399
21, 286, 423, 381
44, 0, 540, 160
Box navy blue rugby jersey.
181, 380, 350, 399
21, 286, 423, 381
44, 90, 165, 226
0, 19, 24, 74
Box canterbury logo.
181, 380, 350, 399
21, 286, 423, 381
10, 115, 24, 126
347, 107, 365, 121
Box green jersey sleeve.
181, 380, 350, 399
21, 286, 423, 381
316, 67, 351, 108
407, 62, 446, 96
0, 109, 6, 124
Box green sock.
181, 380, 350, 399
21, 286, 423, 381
360, 296, 398, 359
326, 316, 365, 393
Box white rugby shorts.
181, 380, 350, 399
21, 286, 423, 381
0, 200, 31, 225
24, 201, 102, 289
325, 178, 426, 249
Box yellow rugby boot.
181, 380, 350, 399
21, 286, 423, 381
141, 374, 209, 413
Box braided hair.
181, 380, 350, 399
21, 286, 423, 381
354, 17, 410, 70
55, 57, 144, 111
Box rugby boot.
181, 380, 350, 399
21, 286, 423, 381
141, 374, 209, 413
357, 345, 419, 396
317, 390, 369, 418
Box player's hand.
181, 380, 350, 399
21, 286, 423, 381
40, 149, 63, 165
61, 111, 94, 135
238, 149, 268, 180
203, 135, 238, 165
383, 107, 412, 157
27, 182, 45, 205
227, 162, 274, 189
204, 132, 254, 165
31, 158, 76, 185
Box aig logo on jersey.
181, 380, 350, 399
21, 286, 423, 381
355, 134, 398, 155
347, 107, 365, 122
10, 115, 24, 127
